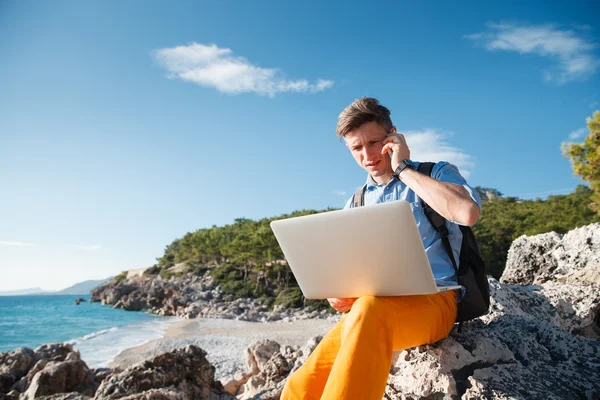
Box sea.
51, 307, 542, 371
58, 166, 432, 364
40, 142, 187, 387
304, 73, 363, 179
0, 294, 180, 368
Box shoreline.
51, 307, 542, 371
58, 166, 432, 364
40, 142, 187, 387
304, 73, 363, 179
109, 317, 338, 380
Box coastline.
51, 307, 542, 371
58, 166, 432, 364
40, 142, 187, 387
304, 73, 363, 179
73, 315, 183, 369
109, 317, 338, 380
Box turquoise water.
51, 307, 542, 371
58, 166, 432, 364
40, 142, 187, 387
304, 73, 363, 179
0, 295, 179, 367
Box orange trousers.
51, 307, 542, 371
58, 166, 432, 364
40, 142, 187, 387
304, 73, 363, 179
281, 291, 457, 400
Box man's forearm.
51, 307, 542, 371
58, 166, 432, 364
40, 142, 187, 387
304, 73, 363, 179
398, 169, 480, 226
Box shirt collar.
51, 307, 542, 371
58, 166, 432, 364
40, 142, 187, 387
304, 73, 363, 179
365, 174, 399, 191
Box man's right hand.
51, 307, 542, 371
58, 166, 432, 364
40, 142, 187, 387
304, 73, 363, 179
327, 297, 357, 313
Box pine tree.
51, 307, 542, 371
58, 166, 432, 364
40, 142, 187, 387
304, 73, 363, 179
563, 111, 600, 214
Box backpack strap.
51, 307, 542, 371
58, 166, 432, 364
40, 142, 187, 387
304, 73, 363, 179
352, 184, 367, 208
416, 163, 459, 276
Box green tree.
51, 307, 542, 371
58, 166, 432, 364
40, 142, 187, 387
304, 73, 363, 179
563, 110, 600, 214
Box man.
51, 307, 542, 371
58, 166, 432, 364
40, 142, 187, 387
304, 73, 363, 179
280, 97, 482, 400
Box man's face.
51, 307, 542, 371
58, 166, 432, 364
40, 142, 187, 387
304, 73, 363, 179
345, 121, 394, 179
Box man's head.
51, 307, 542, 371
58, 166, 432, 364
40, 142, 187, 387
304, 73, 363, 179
337, 97, 396, 182
336, 97, 393, 139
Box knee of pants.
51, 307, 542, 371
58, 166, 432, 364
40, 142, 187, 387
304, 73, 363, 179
345, 296, 387, 330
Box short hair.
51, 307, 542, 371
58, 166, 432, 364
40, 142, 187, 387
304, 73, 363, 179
336, 97, 393, 139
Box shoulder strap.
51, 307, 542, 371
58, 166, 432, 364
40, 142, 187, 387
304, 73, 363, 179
352, 184, 367, 208
415, 163, 459, 274
416, 162, 436, 177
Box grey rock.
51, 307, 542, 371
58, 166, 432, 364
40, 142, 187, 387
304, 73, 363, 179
502, 223, 600, 287
34, 344, 76, 363
0, 347, 35, 381
94, 345, 233, 400
482, 279, 600, 340
21, 360, 95, 400
244, 341, 280, 374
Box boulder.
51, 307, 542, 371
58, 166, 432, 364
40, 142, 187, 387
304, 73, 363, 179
0, 347, 35, 382
225, 337, 322, 400
20, 360, 95, 400
502, 223, 600, 286
94, 345, 233, 400
34, 344, 76, 363
385, 316, 600, 399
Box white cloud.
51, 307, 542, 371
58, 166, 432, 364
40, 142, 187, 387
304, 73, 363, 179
153, 42, 334, 97
403, 129, 475, 178
332, 190, 347, 196
466, 23, 599, 83
568, 128, 587, 140
0, 241, 36, 247
69, 244, 102, 251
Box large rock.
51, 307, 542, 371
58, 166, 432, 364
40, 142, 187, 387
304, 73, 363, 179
384, 278, 600, 399
0, 347, 36, 385
94, 345, 233, 400
225, 337, 322, 400
482, 279, 600, 340
21, 360, 95, 400
502, 223, 600, 286
34, 344, 78, 363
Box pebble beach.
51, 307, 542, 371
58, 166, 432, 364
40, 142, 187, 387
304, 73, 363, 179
109, 317, 338, 380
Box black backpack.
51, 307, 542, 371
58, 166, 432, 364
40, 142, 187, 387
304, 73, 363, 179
352, 162, 490, 323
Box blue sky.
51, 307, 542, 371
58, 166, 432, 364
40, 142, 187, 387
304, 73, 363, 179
1, 1, 599, 291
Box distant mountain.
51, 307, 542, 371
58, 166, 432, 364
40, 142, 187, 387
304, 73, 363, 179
0, 288, 51, 296
55, 277, 114, 295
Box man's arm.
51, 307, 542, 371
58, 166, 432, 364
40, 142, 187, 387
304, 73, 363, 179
398, 168, 480, 226
382, 132, 480, 226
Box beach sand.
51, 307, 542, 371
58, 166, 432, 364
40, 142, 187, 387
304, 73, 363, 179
109, 317, 338, 380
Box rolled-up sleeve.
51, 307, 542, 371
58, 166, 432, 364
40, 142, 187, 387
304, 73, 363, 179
432, 162, 482, 210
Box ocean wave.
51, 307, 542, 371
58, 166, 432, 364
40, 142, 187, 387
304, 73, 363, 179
75, 317, 182, 368
66, 327, 119, 345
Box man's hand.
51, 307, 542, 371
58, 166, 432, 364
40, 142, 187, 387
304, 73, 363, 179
327, 297, 357, 312
381, 131, 410, 172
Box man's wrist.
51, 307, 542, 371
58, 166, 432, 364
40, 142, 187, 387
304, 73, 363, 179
393, 159, 413, 180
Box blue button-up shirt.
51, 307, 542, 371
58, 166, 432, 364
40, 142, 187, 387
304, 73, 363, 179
344, 161, 482, 287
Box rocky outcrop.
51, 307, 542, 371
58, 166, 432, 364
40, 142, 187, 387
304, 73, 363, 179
1, 345, 234, 400
0, 344, 102, 400
94, 345, 232, 400
385, 278, 600, 399
91, 274, 333, 323
22, 359, 95, 400
502, 222, 600, 286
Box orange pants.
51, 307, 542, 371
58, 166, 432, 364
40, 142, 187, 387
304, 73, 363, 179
281, 291, 457, 400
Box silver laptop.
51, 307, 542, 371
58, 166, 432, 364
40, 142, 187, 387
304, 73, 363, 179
270, 200, 461, 299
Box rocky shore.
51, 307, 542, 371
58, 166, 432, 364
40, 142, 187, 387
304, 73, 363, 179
1, 223, 599, 399
90, 272, 334, 324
